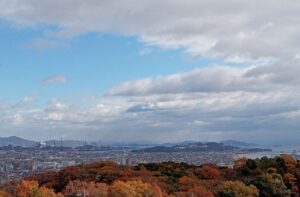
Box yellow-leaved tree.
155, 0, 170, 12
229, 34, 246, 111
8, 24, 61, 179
108, 180, 163, 197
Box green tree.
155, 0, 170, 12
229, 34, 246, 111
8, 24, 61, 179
251, 173, 290, 197
216, 181, 259, 197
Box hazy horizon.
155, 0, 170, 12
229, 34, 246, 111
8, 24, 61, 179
1, 1, 300, 144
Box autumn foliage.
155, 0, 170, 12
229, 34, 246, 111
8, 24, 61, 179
14, 180, 63, 197
1, 155, 300, 196
108, 180, 163, 197
216, 181, 259, 197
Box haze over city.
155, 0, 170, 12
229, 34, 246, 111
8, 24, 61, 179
1, 0, 300, 145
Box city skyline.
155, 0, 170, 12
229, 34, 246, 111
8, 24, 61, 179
1, 1, 300, 144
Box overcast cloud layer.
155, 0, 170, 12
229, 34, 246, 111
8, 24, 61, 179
1, 0, 300, 60
1, 0, 300, 144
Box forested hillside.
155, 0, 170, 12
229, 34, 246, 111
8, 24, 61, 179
0, 154, 299, 196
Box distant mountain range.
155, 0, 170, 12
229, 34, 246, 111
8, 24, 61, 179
0, 136, 266, 152
133, 141, 271, 153
220, 140, 258, 147
0, 136, 36, 147
133, 142, 240, 153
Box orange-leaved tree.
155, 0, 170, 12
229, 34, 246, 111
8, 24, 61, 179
281, 154, 297, 171
15, 180, 39, 197
36, 187, 63, 197
195, 164, 222, 179
15, 180, 62, 197
0, 190, 11, 197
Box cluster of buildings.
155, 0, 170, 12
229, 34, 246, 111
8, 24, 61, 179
122, 151, 234, 166
0, 146, 237, 183
0, 143, 284, 183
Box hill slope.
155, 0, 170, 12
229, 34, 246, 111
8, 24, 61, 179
0, 136, 36, 147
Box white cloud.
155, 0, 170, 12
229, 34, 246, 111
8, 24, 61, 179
45, 112, 63, 121
101, 58, 300, 144
0, 89, 299, 144
11, 113, 23, 124
41, 75, 67, 85
107, 65, 278, 96
49, 99, 69, 110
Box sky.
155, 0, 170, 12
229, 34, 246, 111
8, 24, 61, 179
1, 0, 300, 144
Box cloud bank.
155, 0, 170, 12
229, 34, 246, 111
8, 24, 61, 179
3, 64, 300, 144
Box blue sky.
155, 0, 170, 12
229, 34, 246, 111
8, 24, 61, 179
0, 23, 215, 104
1, 0, 300, 144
